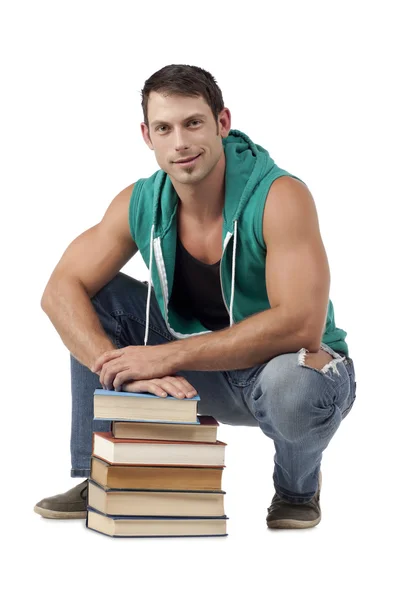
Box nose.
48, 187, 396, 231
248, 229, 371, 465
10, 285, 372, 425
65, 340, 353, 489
174, 129, 190, 153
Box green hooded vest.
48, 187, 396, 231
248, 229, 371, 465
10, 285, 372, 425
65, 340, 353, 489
128, 129, 349, 356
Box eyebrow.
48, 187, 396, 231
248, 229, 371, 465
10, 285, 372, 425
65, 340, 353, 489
150, 113, 207, 128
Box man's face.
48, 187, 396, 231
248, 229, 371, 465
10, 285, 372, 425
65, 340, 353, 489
141, 91, 230, 184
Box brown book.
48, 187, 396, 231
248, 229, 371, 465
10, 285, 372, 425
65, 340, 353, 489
92, 431, 226, 466
90, 456, 224, 491
112, 415, 219, 442
88, 479, 226, 517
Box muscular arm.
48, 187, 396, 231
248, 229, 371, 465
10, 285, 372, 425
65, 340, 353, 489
41, 183, 138, 369
167, 177, 330, 371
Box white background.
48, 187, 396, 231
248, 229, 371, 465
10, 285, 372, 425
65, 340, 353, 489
1, 0, 399, 598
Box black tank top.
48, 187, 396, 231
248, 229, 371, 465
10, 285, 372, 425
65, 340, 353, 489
169, 236, 230, 331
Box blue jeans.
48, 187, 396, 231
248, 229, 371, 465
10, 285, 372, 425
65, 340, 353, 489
70, 273, 357, 504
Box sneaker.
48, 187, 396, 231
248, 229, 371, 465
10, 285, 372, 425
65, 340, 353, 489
34, 480, 88, 519
266, 471, 322, 529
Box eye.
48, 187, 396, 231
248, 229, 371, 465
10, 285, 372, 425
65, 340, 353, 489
156, 120, 201, 133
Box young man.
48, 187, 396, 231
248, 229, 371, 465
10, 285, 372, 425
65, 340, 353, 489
34, 64, 357, 529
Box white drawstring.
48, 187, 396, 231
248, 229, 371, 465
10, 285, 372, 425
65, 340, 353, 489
144, 223, 155, 346
229, 220, 238, 327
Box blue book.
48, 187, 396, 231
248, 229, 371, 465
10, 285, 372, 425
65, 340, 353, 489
93, 388, 200, 424
86, 506, 228, 538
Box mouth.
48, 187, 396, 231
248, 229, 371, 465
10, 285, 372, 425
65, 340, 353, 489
174, 153, 201, 166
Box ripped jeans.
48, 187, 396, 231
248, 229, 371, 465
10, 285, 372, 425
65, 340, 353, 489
70, 273, 357, 504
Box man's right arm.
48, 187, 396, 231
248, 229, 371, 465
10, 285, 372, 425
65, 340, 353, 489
41, 183, 138, 369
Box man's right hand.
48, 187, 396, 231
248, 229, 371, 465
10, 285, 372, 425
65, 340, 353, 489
120, 375, 198, 399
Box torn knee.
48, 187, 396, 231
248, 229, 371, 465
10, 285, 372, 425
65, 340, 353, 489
298, 347, 345, 375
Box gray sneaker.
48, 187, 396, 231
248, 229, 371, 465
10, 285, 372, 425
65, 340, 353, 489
266, 471, 322, 529
34, 480, 88, 519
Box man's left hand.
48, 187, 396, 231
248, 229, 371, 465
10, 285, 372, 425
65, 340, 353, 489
91, 345, 177, 390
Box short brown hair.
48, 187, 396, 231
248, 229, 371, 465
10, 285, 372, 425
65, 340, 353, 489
141, 64, 225, 132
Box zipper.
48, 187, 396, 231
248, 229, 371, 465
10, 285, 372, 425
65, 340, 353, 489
153, 237, 209, 339
153, 237, 176, 338
219, 231, 235, 324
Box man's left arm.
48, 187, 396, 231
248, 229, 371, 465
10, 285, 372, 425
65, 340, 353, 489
94, 177, 331, 387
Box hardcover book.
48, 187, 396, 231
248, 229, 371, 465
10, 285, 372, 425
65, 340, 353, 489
91, 456, 224, 491
112, 415, 219, 442
93, 388, 200, 424
88, 479, 226, 517
86, 506, 228, 537
92, 431, 226, 466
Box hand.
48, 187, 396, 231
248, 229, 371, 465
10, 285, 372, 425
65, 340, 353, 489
91, 344, 178, 390
121, 375, 198, 399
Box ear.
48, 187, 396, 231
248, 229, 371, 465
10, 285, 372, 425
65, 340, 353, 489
218, 107, 232, 137
140, 122, 154, 150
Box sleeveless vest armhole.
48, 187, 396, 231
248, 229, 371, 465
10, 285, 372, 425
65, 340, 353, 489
128, 179, 145, 242
254, 194, 267, 250
254, 172, 306, 250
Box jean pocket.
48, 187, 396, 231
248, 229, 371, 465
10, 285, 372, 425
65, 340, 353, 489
342, 358, 357, 418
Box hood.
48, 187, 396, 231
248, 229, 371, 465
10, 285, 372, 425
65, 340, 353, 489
143, 129, 279, 345
149, 128, 277, 236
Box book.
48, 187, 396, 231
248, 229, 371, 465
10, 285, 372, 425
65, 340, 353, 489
92, 431, 226, 466
86, 507, 228, 537
112, 415, 219, 442
88, 479, 226, 517
93, 388, 200, 424
90, 456, 224, 491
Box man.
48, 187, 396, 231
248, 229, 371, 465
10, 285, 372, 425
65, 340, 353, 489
34, 64, 357, 529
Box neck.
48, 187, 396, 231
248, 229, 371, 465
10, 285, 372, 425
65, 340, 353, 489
172, 151, 226, 224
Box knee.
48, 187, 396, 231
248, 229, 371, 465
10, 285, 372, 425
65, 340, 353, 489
91, 274, 151, 348
92, 272, 138, 305
90, 273, 134, 340
91, 273, 146, 318
250, 355, 334, 442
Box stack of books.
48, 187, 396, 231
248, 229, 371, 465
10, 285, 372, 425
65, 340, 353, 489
86, 388, 228, 538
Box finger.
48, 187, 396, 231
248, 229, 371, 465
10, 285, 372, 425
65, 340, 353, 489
150, 378, 189, 399
160, 376, 187, 397
167, 375, 198, 396
100, 363, 113, 390
93, 354, 110, 374
112, 368, 134, 391
90, 355, 114, 373
91, 350, 123, 373
121, 379, 189, 400
101, 359, 127, 390
122, 380, 169, 397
